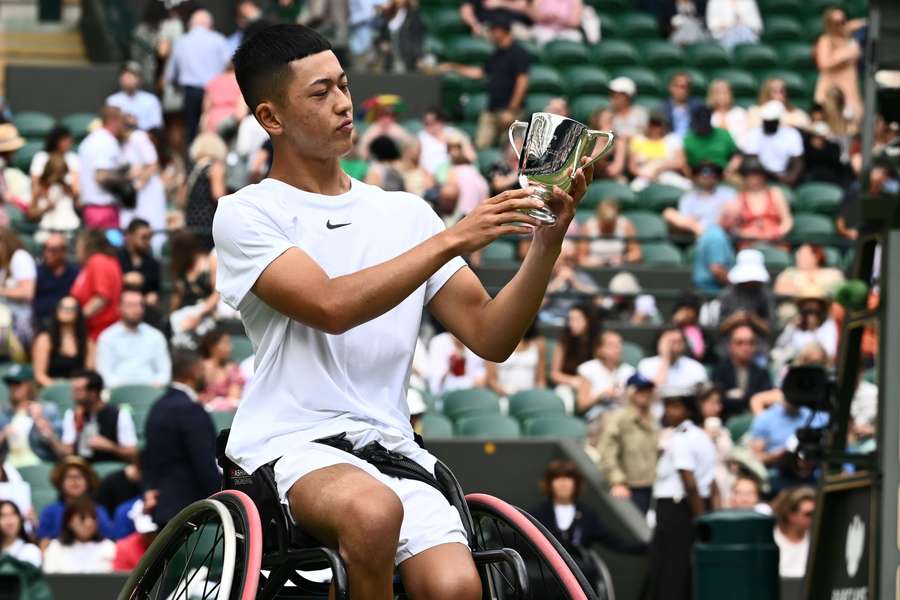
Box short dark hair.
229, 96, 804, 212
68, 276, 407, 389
73, 369, 104, 394
368, 135, 401, 162
0, 500, 30, 543
199, 329, 229, 359
540, 459, 582, 500
60, 496, 103, 545
233, 23, 333, 115
126, 217, 151, 234
171, 349, 203, 381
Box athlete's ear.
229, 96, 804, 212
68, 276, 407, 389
255, 102, 283, 136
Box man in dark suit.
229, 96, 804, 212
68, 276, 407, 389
662, 72, 705, 139
711, 324, 773, 419
142, 350, 220, 525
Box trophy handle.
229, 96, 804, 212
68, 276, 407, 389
581, 130, 616, 169
507, 120, 529, 159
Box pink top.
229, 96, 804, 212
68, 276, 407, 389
204, 73, 242, 134
532, 0, 582, 28
451, 164, 490, 217
200, 363, 245, 411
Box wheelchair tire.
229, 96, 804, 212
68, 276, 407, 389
118, 499, 244, 600
466, 493, 599, 600
211, 490, 264, 600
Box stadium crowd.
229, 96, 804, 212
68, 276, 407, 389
0, 0, 887, 594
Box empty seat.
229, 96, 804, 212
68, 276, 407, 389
733, 43, 780, 70
753, 243, 791, 270
12, 141, 42, 173
523, 415, 587, 439
109, 384, 164, 408
590, 40, 640, 67
684, 42, 732, 69
621, 341, 645, 367
527, 64, 565, 95
639, 40, 686, 69
585, 0, 633, 12
461, 93, 489, 122
455, 414, 521, 439
633, 96, 664, 114
609, 66, 662, 96
441, 388, 501, 420
623, 210, 667, 239
773, 42, 815, 70
210, 410, 236, 433
762, 16, 803, 42
794, 182, 843, 215
12, 111, 55, 140
759, 0, 804, 17
523, 93, 557, 116
426, 7, 468, 36
583, 180, 635, 210
60, 112, 97, 140
230, 334, 254, 363
640, 242, 683, 265
616, 12, 659, 39
542, 40, 590, 66
92, 461, 123, 480
570, 95, 610, 123
481, 239, 518, 264
476, 147, 504, 176
727, 413, 754, 442
789, 213, 835, 242
708, 69, 758, 98
421, 413, 454, 438
18, 463, 56, 513
563, 66, 610, 96
39, 382, 73, 412
444, 36, 493, 64
508, 389, 566, 420
637, 183, 684, 210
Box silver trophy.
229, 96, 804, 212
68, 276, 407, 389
508, 112, 615, 225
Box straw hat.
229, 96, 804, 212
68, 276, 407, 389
0, 124, 26, 154
50, 456, 100, 493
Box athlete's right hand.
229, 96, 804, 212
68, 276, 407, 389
445, 188, 544, 255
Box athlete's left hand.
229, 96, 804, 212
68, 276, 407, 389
533, 156, 596, 248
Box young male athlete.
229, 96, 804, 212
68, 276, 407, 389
216, 24, 596, 600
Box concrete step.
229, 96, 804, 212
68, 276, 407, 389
0, 27, 87, 96
0, 0, 81, 27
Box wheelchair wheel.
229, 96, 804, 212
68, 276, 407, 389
466, 493, 599, 600
118, 498, 257, 600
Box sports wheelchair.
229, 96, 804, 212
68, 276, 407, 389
119, 429, 613, 600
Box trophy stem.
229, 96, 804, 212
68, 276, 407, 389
520, 186, 558, 225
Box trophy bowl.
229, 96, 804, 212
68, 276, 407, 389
508, 112, 615, 225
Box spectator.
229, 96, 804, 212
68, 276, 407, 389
800, 120, 847, 186
226, 0, 267, 55
112, 499, 157, 572
774, 243, 845, 297
814, 8, 863, 123
671, 292, 705, 361
460, 0, 531, 37
771, 486, 816, 578
773, 287, 838, 367
692, 204, 737, 292
697, 385, 733, 500
708, 79, 749, 140
439, 131, 490, 223
711, 325, 773, 419
541, 240, 600, 326
740, 103, 805, 186
168, 230, 219, 348
142, 350, 221, 525
33, 233, 80, 330
730, 156, 794, 244
749, 341, 828, 415
729, 474, 770, 512
627, 113, 689, 191
365, 136, 406, 192
96, 290, 171, 388
0, 500, 41, 567
396, 139, 436, 198
164, 9, 230, 144
118, 218, 161, 310
28, 152, 81, 244
0, 462, 32, 521
77, 105, 129, 229
0, 228, 37, 345
198, 329, 245, 411
0, 365, 64, 466
128, 0, 171, 86
487, 145, 521, 195
529, 0, 584, 47
747, 78, 810, 130
594, 373, 658, 513
202, 62, 247, 137
37, 457, 115, 542
0, 124, 29, 215
649, 392, 718, 600
441, 17, 530, 149
185, 133, 228, 252
664, 162, 736, 238
43, 496, 116, 573
357, 96, 416, 161
681, 106, 740, 173
576, 331, 635, 419
417, 108, 470, 176
598, 77, 649, 140
62, 370, 138, 464
578, 199, 641, 266
426, 332, 487, 394
662, 72, 705, 139
485, 320, 546, 397
749, 384, 828, 470
29, 125, 81, 206
637, 326, 708, 392
70, 229, 123, 341
118, 117, 167, 244
705, 0, 762, 49
106, 62, 163, 132
96, 459, 142, 518
715, 249, 776, 336
550, 305, 601, 411
32, 296, 94, 388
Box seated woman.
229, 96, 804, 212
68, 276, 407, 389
627, 113, 689, 192
0, 228, 37, 347
32, 296, 95, 388
530, 0, 584, 46
747, 78, 811, 130
730, 157, 793, 248
575, 331, 635, 420
169, 230, 220, 350
773, 287, 838, 370
485, 320, 546, 397
199, 329, 245, 411
577, 200, 641, 267
37, 457, 116, 544
0, 500, 41, 567
708, 79, 749, 140
774, 243, 845, 297
43, 496, 116, 573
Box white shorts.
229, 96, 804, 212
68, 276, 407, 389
273, 429, 469, 565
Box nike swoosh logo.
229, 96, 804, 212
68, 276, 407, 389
326, 220, 351, 230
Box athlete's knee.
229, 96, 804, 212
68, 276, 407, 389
337, 485, 403, 567
418, 563, 482, 600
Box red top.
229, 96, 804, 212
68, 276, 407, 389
70, 253, 123, 340
113, 532, 152, 572
736, 189, 782, 242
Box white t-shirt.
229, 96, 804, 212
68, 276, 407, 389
738, 125, 803, 175
29, 151, 80, 178
77, 128, 125, 206
576, 359, 635, 399
1, 249, 36, 286
426, 332, 486, 395
637, 355, 708, 392
2, 538, 42, 567
0, 462, 32, 516
213, 177, 467, 472
774, 528, 809, 578
653, 420, 717, 498
61, 407, 138, 455
554, 503, 576, 532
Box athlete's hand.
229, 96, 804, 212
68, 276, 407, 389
532, 156, 596, 249
446, 188, 544, 254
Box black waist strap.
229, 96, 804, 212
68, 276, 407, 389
313, 433, 444, 495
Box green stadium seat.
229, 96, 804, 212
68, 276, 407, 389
481, 239, 518, 264
633, 96, 664, 114
423, 34, 445, 59
455, 414, 521, 439
92, 461, 123, 480
794, 182, 844, 215
401, 118, 424, 135
733, 96, 757, 108
733, 43, 780, 70
523, 415, 587, 439
759, 0, 804, 17
802, 15, 823, 42
210, 410, 236, 433
789, 213, 836, 242
621, 341, 644, 367
0, 380, 8, 411
426, 7, 468, 36
230, 334, 254, 363
574, 208, 595, 224
444, 36, 493, 64
542, 40, 590, 66
616, 12, 659, 39
683, 244, 697, 264
762, 16, 804, 42
563, 66, 610, 96
19, 234, 40, 257
624, 210, 667, 239
595, 12, 619, 33
708, 69, 758, 98
442, 72, 486, 95
18, 463, 56, 513
684, 42, 732, 69
823, 246, 842, 268
664, 67, 708, 97
476, 147, 504, 176
639, 40, 686, 69
726, 412, 754, 443
508, 389, 566, 420
6, 204, 36, 237
590, 40, 640, 67
583, 180, 635, 210
759, 70, 808, 100
39, 382, 73, 412
586, 0, 633, 11
458, 121, 479, 141
636, 183, 684, 210
570, 95, 610, 124
109, 384, 164, 408
523, 93, 557, 116
462, 93, 489, 122
774, 42, 815, 70
12, 111, 55, 140
421, 413, 454, 438
12, 140, 42, 173
60, 112, 97, 140
527, 65, 565, 95
122, 403, 153, 444
441, 388, 501, 420
640, 241, 683, 265
753, 243, 791, 270
610, 66, 662, 96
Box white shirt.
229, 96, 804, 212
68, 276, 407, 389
738, 125, 803, 175
96, 322, 172, 388
213, 177, 466, 472
0, 462, 32, 516
576, 359, 634, 400
77, 128, 125, 206
165, 27, 230, 88
2, 538, 42, 567
43, 539, 116, 574
773, 528, 809, 578
61, 406, 138, 449
706, 0, 762, 37
637, 355, 708, 392
653, 420, 717, 499
554, 503, 577, 532
495, 342, 541, 395
0, 249, 36, 286
29, 151, 80, 178
426, 332, 486, 394
106, 90, 163, 130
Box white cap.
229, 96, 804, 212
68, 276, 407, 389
635, 294, 658, 316
609, 77, 636, 97
728, 249, 770, 284
760, 100, 784, 122
609, 271, 641, 295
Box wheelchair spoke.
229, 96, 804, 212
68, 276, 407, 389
179, 521, 224, 599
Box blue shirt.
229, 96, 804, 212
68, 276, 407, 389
678, 185, 736, 232
750, 404, 830, 453
106, 90, 163, 130
37, 500, 117, 540
165, 27, 230, 88
693, 224, 735, 292
96, 322, 172, 388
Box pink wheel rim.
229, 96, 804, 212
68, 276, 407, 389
212, 490, 263, 600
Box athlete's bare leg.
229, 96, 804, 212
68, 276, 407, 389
400, 543, 482, 600
287, 463, 403, 600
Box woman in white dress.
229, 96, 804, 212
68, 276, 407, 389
121, 118, 167, 254
43, 497, 116, 574
486, 321, 547, 397
0, 500, 41, 567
